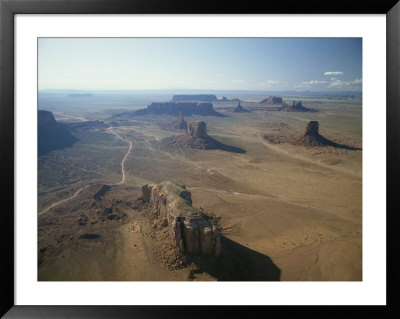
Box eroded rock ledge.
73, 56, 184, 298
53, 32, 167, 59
141, 182, 221, 257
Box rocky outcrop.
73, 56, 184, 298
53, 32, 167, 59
280, 100, 312, 112
290, 121, 341, 147
233, 102, 250, 113
305, 121, 319, 136
291, 121, 325, 146
165, 121, 218, 150
163, 121, 217, 150
187, 121, 207, 139
260, 96, 283, 104
141, 182, 221, 257
174, 112, 187, 130
172, 94, 218, 102
162, 121, 246, 153
265, 121, 360, 150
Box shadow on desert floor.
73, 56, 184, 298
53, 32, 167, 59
188, 236, 281, 281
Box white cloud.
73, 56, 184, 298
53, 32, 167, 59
259, 80, 281, 87
295, 80, 327, 88
267, 80, 280, 84
301, 80, 327, 85
324, 71, 344, 76
327, 78, 362, 89
232, 79, 245, 84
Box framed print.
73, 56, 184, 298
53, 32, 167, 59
1, 0, 399, 318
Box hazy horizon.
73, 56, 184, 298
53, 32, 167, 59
38, 38, 362, 92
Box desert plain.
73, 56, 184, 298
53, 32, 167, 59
38, 93, 362, 281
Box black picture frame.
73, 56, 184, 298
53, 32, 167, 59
1, 0, 399, 318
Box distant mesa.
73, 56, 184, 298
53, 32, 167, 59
38, 110, 78, 156
174, 112, 187, 130
280, 100, 313, 112
260, 96, 283, 104
162, 121, 246, 153
222, 96, 241, 103
233, 101, 250, 113
131, 102, 224, 117
67, 93, 93, 98
172, 94, 218, 102
264, 120, 361, 150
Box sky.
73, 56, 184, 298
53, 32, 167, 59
38, 38, 362, 92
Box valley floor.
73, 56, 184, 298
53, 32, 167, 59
38, 101, 362, 281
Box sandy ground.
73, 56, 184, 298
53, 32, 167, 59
38, 103, 362, 281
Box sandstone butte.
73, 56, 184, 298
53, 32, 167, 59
141, 181, 222, 257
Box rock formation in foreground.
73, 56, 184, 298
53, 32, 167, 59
280, 101, 312, 112
141, 182, 221, 257
161, 121, 246, 153
233, 102, 250, 113
38, 110, 78, 156
260, 96, 283, 104
132, 102, 224, 117
174, 112, 187, 130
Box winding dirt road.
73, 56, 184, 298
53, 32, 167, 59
39, 185, 90, 215
108, 128, 133, 185
39, 128, 133, 215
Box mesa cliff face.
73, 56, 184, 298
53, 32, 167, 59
187, 121, 207, 139
38, 110, 78, 156
135, 102, 223, 117
141, 182, 221, 257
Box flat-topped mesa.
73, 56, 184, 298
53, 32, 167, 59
141, 182, 221, 257
172, 94, 218, 102
186, 121, 207, 139
174, 112, 187, 130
